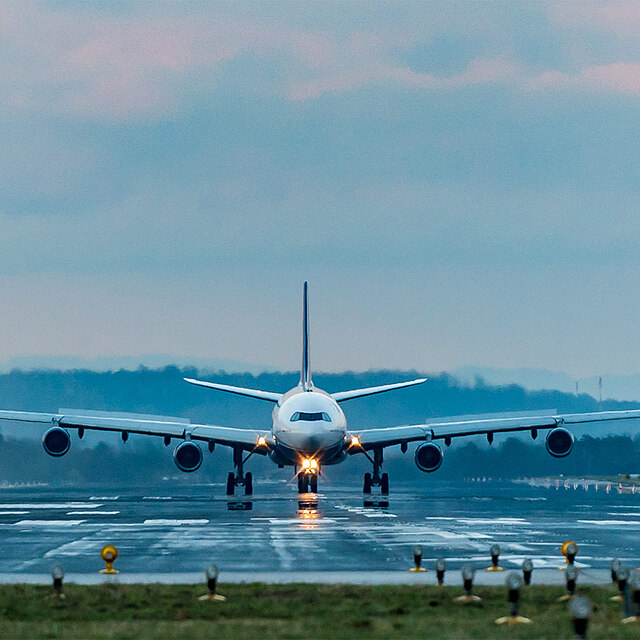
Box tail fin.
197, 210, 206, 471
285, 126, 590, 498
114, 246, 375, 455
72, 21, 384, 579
300, 281, 313, 391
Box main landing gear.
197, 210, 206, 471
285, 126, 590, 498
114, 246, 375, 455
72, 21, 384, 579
226, 445, 253, 496
297, 471, 318, 494
363, 447, 389, 495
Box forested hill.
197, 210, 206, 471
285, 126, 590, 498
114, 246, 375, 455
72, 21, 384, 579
0, 367, 638, 485
0, 366, 637, 431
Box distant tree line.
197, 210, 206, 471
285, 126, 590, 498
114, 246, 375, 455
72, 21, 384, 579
0, 367, 637, 485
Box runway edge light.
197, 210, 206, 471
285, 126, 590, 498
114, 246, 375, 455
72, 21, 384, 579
435, 558, 447, 586
485, 544, 504, 572
558, 564, 578, 602
99, 545, 119, 575
568, 596, 592, 639
495, 572, 532, 625
198, 563, 226, 602
454, 565, 481, 604
50, 564, 65, 599
409, 545, 427, 572
621, 571, 640, 624
522, 558, 533, 585
560, 540, 578, 570
611, 565, 630, 602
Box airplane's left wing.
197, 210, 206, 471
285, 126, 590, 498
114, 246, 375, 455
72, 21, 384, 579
0, 409, 269, 451
352, 408, 640, 450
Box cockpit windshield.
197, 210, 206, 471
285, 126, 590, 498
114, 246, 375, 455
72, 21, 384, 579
290, 411, 331, 422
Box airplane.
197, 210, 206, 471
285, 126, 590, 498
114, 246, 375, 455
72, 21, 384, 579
1, 281, 640, 496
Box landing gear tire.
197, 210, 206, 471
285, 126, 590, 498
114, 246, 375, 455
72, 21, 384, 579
309, 474, 318, 493
298, 473, 308, 493
381, 472, 389, 495
363, 472, 372, 494
244, 472, 253, 496
226, 472, 235, 496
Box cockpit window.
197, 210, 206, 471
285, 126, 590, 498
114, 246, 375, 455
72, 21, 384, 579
290, 411, 331, 422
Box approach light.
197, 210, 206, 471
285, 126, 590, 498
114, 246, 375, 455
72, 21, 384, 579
409, 545, 427, 573
568, 596, 592, 639
522, 559, 534, 585
612, 565, 630, 602
50, 564, 65, 599
558, 564, 578, 602
455, 565, 481, 603
435, 558, 447, 586
495, 571, 532, 625
99, 545, 119, 575
485, 544, 504, 572
199, 563, 226, 602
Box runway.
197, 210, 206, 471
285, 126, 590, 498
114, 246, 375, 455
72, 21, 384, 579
0, 479, 638, 581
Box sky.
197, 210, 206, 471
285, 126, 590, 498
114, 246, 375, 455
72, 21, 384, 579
0, 1, 640, 378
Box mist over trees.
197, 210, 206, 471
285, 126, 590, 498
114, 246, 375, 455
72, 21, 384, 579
0, 367, 638, 485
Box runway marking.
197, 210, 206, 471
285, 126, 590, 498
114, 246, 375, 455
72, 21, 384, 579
14, 520, 85, 526
143, 519, 209, 526
0, 503, 102, 509
578, 520, 640, 526
67, 511, 120, 515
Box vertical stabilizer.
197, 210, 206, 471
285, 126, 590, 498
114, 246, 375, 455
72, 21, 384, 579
301, 281, 313, 391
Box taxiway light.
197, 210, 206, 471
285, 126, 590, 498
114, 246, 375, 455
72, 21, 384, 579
199, 563, 226, 602
455, 565, 481, 603
612, 565, 630, 602
51, 564, 65, 599
435, 558, 447, 586
561, 541, 578, 567
495, 572, 532, 626
99, 545, 119, 575
409, 545, 427, 573
611, 559, 622, 583
485, 543, 504, 572
568, 596, 592, 639
558, 564, 578, 602
522, 559, 534, 585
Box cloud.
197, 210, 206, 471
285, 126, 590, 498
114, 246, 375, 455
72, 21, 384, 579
548, 2, 640, 35
530, 62, 640, 95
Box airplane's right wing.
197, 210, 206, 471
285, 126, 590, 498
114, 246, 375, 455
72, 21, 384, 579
351, 408, 640, 451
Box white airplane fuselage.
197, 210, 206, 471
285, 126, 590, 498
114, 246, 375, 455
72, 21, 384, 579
270, 387, 348, 467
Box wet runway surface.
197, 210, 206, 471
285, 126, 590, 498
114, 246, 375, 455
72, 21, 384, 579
0, 479, 638, 576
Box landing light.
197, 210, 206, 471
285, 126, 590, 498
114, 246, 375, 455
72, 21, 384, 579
351, 436, 361, 447
257, 436, 267, 447
301, 458, 318, 471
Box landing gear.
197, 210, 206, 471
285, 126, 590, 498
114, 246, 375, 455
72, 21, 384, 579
362, 447, 389, 494
226, 446, 254, 496
297, 468, 319, 494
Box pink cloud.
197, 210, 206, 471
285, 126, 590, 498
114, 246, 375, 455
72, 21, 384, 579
548, 2, 640, 35
531, 63, 640, 95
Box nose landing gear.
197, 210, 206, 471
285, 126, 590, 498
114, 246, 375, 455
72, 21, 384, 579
297, 461, 319, 494
363, 447, 389, 494
226, 446, 253, 496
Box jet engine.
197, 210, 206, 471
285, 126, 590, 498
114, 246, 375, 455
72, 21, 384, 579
415, 442, 444, 472
173, 441, 203, 472
42, 427, 71, 457
545, 427, 574, 458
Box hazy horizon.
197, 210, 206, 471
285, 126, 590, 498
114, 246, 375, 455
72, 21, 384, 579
1, 2, 640, 378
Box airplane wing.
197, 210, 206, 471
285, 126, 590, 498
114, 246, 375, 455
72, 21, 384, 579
0, 409, 269, 451
332, 378, 427, 402
352, 409, 640, 450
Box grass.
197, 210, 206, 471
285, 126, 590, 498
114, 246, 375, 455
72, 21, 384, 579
0, 582, 638, 639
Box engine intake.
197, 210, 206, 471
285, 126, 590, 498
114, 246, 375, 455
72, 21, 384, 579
42, 427, 71, 457
545, 427, 574, 458
415, 442, 444, 472
173, 441, 203, 472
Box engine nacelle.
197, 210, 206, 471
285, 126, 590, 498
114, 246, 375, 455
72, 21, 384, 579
42, 427, 71, 457
173, 441, 203, 472
545, 427, 574, 458
415, 442, 444, 472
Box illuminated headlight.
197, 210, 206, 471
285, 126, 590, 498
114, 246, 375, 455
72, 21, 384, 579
302, 459, 311, 469
257, 436, 267, 447
310, 459, 318, 470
